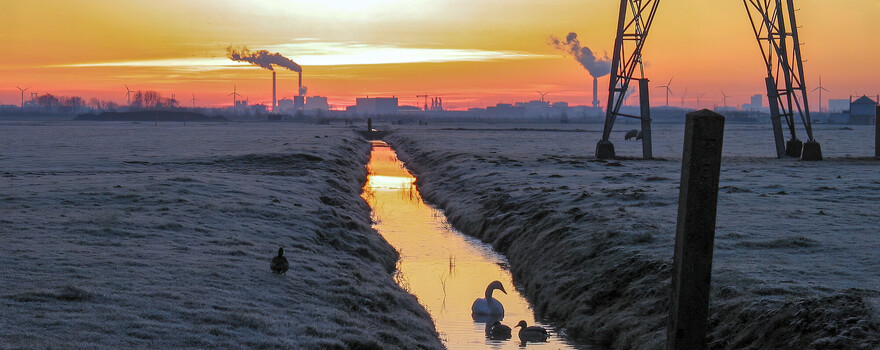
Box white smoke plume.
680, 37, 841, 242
549, 32, 611, 78
227, 46, 302, 72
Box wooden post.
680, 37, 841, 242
367, 117, 372, 132
667, 109, 725, 350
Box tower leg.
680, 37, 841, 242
639, 79, 653, 159
801, 140, 822, 161
765, 77, 786, 158
785, 139, 803, 158
596, 140, 615, 159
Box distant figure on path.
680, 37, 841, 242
270, 247, 289, 274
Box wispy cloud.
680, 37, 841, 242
54, 41, 548, 71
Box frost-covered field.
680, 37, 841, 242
0, 121, 442, 349
386, 122, 880, 349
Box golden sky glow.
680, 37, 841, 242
2, 0, 879, 109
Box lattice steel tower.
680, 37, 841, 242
596, 0, 660, 159
744, 0, 822, 160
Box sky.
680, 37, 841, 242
1, 0, 879, 110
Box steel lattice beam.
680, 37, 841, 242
744, 0, 822, 160
596, 0, 660, 159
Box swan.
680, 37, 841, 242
485, 320, 512, 340
270, 247, 289, 274
471, 280, 506, 318
515, 320, 550, 343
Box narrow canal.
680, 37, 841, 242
362, 141, 585, 349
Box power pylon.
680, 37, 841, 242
744, 0, 822, 160
597, 0, 661, 159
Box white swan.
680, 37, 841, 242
471, 280, 506, 318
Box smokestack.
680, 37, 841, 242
593, 76, 600, 108
298, 71, 303, 96
226, 46, 303, 111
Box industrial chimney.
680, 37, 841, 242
272, 71, 277, 111
592, 76, 600, 108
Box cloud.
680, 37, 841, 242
54, 41, 549, 71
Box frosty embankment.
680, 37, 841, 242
0, 122, 442, 349
386, 123, 880, 349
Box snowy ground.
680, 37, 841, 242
0, 120, 442, 349
385, 122, 880, 349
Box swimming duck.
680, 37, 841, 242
485, 320, 512, 340
471, 280, 506, 318
270, 247, 289, 274
515, 320, 550, 343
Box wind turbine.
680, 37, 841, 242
190, 93, 198, 109
681, 87, 688, 108
696, 93, 705, 109
811, 75, 830, 113
16, 86, 29, 108
536, 91, 549, 103
720, 90, 730, 108
228, 85, 242, 107
656, 77, 674, 106
123, 85, 133, 105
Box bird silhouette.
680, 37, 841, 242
270, 247, 289, 274
486, 320, 512, 340
515, 320, 550, 343
472, 280, 506, 319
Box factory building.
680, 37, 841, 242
849, 95, 877, 125
305, 96, 330, 111
355, 97, 398, 115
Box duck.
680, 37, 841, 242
471, 280, 506, 318
485, 320, 512, 340
270, 247, 289, 274
515, 320, 550, 343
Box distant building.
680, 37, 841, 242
741, 94, 762, 111
486, 103, 526, 118
849, 95, 877, 125
828, 99, 849, 113
356, 97, 398, 115
305, 96, 329, 111
277, 98, 294, 112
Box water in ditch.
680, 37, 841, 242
362, 141, 585, 349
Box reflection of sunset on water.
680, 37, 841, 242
362, 141, 582, 349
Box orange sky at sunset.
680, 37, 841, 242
2, 0, 879, 110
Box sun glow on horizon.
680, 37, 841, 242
1, 1, 879, 109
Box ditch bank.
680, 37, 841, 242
385, 132, 880, 350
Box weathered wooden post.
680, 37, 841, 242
667, 109, 725, 350
367, 117, 373, 132
639, 78, 653, 159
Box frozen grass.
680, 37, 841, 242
386, 122, 880, 350
0, 121, 442, 349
